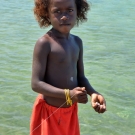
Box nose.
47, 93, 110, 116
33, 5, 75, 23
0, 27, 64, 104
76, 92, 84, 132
60, 15, 69, 21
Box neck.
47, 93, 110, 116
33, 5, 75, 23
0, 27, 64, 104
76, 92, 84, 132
50, 28, 70, 39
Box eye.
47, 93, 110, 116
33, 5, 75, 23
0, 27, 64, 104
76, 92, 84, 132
68, 9, 73, 12
55, 10, 61, 13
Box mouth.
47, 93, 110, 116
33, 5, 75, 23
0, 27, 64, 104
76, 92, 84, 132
60, 24, 71, 26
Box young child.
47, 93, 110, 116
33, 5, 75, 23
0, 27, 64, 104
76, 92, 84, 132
30, 0, 106, 135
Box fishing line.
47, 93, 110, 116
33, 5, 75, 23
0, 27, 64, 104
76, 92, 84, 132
30, 93, 76, 134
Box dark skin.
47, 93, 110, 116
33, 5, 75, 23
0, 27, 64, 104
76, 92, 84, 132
31, 0, 106, 113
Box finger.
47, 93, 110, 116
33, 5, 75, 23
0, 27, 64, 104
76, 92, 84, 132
78, 94, 88, 102
92, 102, 100, 111
80, 96, 88, 104
103, 103, 106, 109
101, 105, 106, 113
95, 105, 100, 112
76, 87, 81, 89
81, 87, 87, 94
81, 87, 85, 91
99, 101, 106, 111
76, 87, 86, 92
98, 96, 106, 107
78, 95, 87, 101
92, 102, 104, 113
98, 105, 106, 113
78, 98, 88, 104
79, 90, 87, 95
92, 102, 99, 108
79, 95, 88, 102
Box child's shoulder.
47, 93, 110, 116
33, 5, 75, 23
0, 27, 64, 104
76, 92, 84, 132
37, 33, 51, 44
34, 34, 51, 52
71, 34, 83, 47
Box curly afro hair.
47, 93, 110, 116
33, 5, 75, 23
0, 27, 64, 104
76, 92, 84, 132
33, 0, 90, 28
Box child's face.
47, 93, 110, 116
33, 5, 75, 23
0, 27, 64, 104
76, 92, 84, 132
48, 0, 77, 34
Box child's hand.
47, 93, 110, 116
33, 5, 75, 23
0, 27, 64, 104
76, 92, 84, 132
91, 93, 106, 113
70, 87, 88, 104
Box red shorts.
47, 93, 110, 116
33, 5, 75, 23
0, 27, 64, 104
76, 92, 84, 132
30, 94, 80, 135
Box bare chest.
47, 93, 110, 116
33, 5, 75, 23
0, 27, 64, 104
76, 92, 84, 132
49, 41, 79, 63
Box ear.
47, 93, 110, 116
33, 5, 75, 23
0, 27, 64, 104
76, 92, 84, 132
47, 17, 50, 23
46, 11, 50, 21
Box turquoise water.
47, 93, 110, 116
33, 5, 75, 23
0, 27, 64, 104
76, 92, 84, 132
0, 0, 135, 135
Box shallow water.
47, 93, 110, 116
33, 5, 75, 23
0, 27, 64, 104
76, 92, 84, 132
0, 0, 135, 135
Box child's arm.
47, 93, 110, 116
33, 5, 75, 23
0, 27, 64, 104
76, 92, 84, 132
76, 36, 106, 113
31, 37, 65, 99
